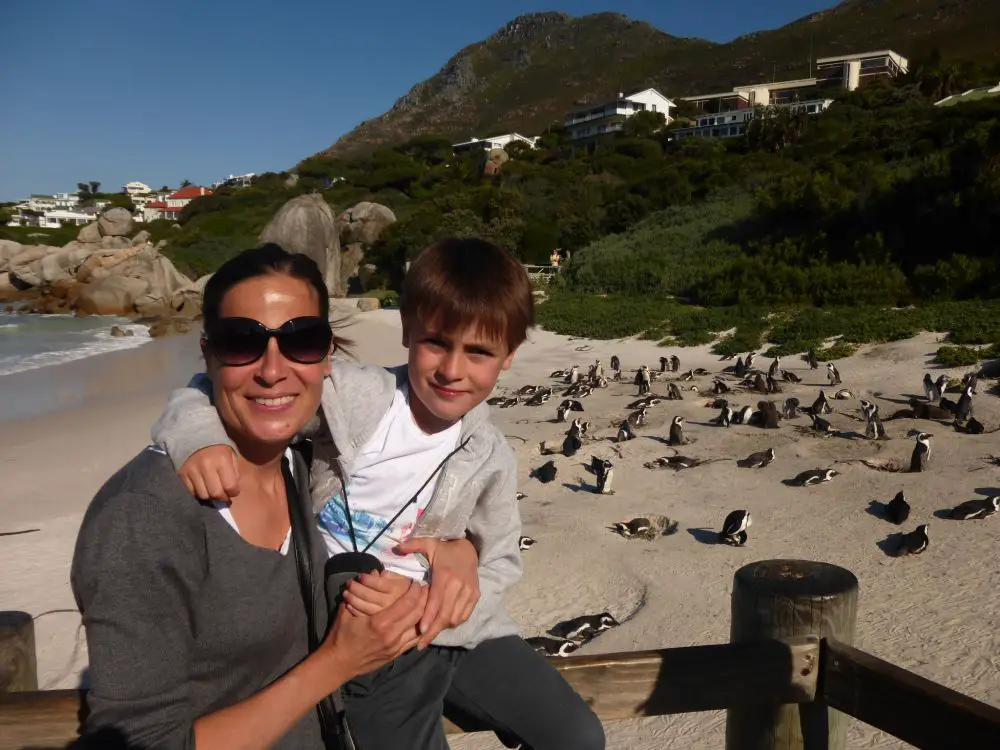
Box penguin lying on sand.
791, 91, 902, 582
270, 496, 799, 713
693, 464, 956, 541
530, 461, 557, 483
874, 491, 910, 525
896, 524, 929, 556
548, 613, 619, 642
737, 448, 775, 469
949, 496, 999, 520
518, 536, 536, 551
525, 637, 579, 657
609, 515, 679, 540
616, 420, 636, 443
792, 468, 839, 486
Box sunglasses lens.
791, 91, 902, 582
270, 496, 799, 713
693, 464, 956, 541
279, 318, 333, 364
208, 319, 267, 366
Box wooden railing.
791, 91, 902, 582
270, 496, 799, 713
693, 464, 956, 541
3, 560, 1000, 750
522, 264, 562, 284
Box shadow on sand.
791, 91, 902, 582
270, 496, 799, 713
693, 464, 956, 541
687, 527, 721, 545
876, 533, 903, 557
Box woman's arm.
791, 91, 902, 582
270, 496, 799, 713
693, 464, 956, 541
73, 489, 428, 750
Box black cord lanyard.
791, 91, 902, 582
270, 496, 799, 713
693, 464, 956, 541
341, 436, 471, 554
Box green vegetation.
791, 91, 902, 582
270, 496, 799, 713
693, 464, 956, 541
934, 346, 984, 367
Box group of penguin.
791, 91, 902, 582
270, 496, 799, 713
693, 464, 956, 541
504, 351, 997, 653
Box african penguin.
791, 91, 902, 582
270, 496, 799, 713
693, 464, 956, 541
949, 496, 1000, 520
518, 536, 536, 551
616, 420, 636, 442
807, 350, 819, 370
882, 491, 910, 525
548, 613, 619, 642
560, 398, 584, 412
781, 369, 802, 383
896, 524, 930, 556
628, 407, 648, 427
810, 413, 836, 436
745, 352, 757, 371
530, 460, 557, 483
659, 356, 669, 373
812, 391, 832, 415
526, 390, 551, 406
753, 373, 768, 393
962, 371, 979, 394
734, 405, 755, 425
566, 366, 580, 385
737, 448, 775, 469
956, 385, 974, 422
757, 400, 781, 429
827, 362, 842, 386
923, 373, 938, 402
667, 382, 683, 400
525, 637, 580, 657
768, 357, 780, 379
909, 432, 932, 473
555, 405, 568, 423
610, 355, 620, 371
716, 406, 734, 428
670, 355, 680, 372
595, 459, 615, 495
793, 468, 839, 486
719, 509, 751, 545
611, 517, 651, 538
562, 431, 582, 458
865, 416, 886, 440
960, 417, 985, 435
783, 398, 800, 420
668, 416, 687, 446
713, 379, 731, 395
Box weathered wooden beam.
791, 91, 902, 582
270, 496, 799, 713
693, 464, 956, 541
0, 612, 38, 692
821, 638, 1000, 750
726, 559, 859, 750
0, 689, 82, 750
0, 638, 819, 746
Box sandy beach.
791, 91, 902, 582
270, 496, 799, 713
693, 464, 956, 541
2, 309, 998, 749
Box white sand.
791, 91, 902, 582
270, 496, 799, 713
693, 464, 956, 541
3, 311, 998, 749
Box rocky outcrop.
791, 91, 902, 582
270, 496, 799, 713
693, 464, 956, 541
337, 202, 397, 246
77, 276, 150, 316
77, 222, 102, 244
259, 194, 342, 296
98, 207, 134, 237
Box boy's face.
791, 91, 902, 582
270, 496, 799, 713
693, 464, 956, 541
402, 314, 516, 434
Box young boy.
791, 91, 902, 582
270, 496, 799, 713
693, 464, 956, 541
152, 238, 605, 750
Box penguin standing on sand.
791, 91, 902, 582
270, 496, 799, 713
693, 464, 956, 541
923, 373, 939, 402
610, 355, 620, 371
719, 509, 751, 546
768, 357, 780, 380
659, 356, 669, 373
758, 401, 781, 429
566, 366, 580, 385
715, 406, 734, 427
807, 351, 819, 370
745, 352, 757, 372
636, 365, 651, 395
628, 406, 648, 427
555, 405, 568, 423
896, 524, 930, 556
670, 355, 681, 372
956, 385, 974, 422
668, 416, 687, 446
811, 391, 832, 415
865, 416, 886, 440
595, 459, 615, 494
827, 362, 842, 386
909, 432, 932, 473
593, 360, 604, 379
810, 413, 837, 436
783, 398, 800, 420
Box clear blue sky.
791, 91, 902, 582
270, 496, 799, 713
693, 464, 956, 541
0, 0, 839, 201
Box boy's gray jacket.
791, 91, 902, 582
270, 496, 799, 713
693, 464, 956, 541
151, 361, 522, 648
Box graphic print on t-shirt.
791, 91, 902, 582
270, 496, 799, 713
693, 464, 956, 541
314, 384, 461, 581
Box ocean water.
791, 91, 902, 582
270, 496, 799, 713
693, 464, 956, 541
0, 312, 151, 377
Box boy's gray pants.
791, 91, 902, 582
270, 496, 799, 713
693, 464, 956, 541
342, 634, 606, 750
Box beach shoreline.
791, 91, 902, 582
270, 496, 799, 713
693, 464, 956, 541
2, 311, 998, 749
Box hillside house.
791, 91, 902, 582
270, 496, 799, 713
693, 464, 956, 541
682, 49, 909, 114
141, 186, 212, 222
671, 98, 834, 141
564, 88, 675, 141
123, 181, 151, 196
452, 133, 539, 153
935, 82, 1000, 107
212, 173, 257, 189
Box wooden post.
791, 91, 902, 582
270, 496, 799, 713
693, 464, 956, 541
0, 612, 38, 692
725, 560, 858, 750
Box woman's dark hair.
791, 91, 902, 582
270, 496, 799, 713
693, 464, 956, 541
202, 243, 329, 327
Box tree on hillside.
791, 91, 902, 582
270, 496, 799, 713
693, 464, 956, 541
622, 110, 666, 139
180, 179, 192, 188
89, 180, 101, 195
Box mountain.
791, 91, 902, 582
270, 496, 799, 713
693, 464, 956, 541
318, 0, 1000, 159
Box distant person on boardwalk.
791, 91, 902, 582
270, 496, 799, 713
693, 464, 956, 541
550, 248, 561, 267
153, 238, 605, 750
71, 245, 428, 749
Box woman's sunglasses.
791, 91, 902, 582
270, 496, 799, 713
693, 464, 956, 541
203, 316, 333, 366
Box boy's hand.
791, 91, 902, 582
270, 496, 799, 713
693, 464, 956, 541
342, 570, 414, 616
396, 536, 481, 648
323, 579, 426, 679
179, 446, 240, 501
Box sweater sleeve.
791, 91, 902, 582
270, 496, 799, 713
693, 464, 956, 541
150, 373, 236, 469
71, 490, 205, 750
456, 445, 523, 639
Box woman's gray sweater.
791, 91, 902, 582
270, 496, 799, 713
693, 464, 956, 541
71, 445, 329, 749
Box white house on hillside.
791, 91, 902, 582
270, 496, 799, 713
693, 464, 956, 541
671, 98, 834, 141
123, 181, 152, 195
452, 133, 539, 153
212, 173, 257, 189
564, 88, 675, 141
142, 185, 213, 222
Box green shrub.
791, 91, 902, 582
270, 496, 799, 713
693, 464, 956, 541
817, 341, 858, 361
934, 346, 983, 367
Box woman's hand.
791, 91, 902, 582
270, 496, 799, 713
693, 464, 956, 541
395, 536, 481, 648
321, 577, 427, 679
180, 445, 241, 501
341, 570, 413, 616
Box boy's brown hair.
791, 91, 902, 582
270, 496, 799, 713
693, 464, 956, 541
400, 237, 534, 352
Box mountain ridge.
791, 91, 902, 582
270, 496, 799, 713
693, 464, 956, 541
317, 0, 1000, 159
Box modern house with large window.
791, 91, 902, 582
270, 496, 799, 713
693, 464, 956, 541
681, 49, 909, 115
452, 133, 538, 153
563, 88, 675, 141
671, 98, 834, 141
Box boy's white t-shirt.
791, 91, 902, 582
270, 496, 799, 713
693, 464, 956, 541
316, 384, 462, 580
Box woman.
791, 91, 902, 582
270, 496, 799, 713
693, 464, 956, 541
71, 244, 427, 750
